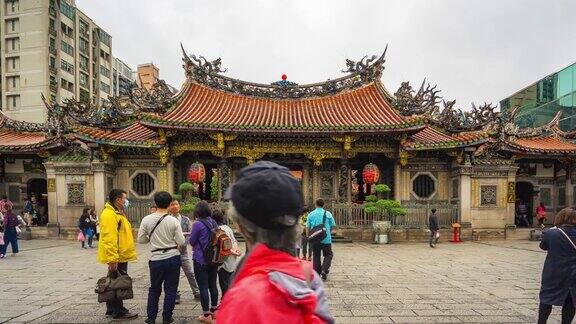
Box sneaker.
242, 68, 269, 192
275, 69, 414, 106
144, 319, 155, 324
105, 311, 113, 318
0, 254, 4, 259
193, 293, 201, 300
320, 272, 327, 281
175, 294, 180, 305
162, 318, 174, 324
112, 312, 138, 321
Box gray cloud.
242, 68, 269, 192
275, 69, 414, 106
78, 0, 576, 110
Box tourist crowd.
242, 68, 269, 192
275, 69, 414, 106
96, 161, 335, 323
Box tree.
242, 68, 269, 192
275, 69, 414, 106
363, 183, 406, 221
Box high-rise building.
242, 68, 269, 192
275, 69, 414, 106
0, 0, 114, 122
136, 63, 159, 91
112, 58, 135, 96
501, 62, 576, 131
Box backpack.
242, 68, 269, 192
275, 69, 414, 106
199, 219, 233, 266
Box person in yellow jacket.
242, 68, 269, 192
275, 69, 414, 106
97, 189, 138, 320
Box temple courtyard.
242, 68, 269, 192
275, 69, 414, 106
0, 239, 560, 323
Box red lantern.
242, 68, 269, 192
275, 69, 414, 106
187, 162, 206, 184
362, 163, 380, 185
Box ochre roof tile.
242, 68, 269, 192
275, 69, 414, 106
509, 136, 576, 154
73, 122, 161, 147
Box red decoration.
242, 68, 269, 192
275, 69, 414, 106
362, 163, 380, 185
281, 74, 287, 80
187, 162, 206, 184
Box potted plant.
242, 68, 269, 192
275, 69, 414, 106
363, 183, 406, 244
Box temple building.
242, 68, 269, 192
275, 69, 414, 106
1, 45, 575, 241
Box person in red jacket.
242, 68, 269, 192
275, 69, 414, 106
215, 161, 334, 324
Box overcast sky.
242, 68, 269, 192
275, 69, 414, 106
78, 0, 575, 110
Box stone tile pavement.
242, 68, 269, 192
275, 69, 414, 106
0, 239, 563, 323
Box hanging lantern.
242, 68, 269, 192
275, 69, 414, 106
362, 163, 380, 185
187, 162, 206, 184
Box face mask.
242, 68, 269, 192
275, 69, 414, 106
123, 199, 130, 209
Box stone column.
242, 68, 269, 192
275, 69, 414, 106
218, 159, 231, 201
394, 162, 401, 202
43, 161, 58, 234
338, 159, 350, 203
566, 164, 574, 209
456, 165, 473, 227
91, 160, 115, 215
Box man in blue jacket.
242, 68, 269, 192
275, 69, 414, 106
306, 199, 336, 281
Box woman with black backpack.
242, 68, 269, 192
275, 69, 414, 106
189, 200, 220, 323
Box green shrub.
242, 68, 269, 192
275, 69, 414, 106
374, 184, 391, 194
365, 195, 378, 203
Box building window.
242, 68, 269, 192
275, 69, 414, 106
412, 173, 436, 199
6, 18, 17, 32
67, 183, 85, 205
79, 56, 89, 72
98, 29, 111, 46
61, 40, 74, 56
61, 59, 74, 74
79, 19, 89, 38
100, 65, 110, 78
540, 187, 552, 206
6, 0, 19, 14
6, 95, 19, 110
60, 1, 75, 19
7, 37, 18, 51
480, 185, 497, 206
100, 81, 110, 94
132, 172, 155, 197
7, 76, 18, 90
80, 72, 88, 87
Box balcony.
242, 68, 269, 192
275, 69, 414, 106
49, 65, 57, 75
49, 46, 56, 55
80, 30, 89, 39
50, 82, 57, 93
49, 27, 56, 37
49, 6, 57, 17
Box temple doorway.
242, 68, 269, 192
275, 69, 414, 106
26, 178, 48, 226
515, 181, 534, 227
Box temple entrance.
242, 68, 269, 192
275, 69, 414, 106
515, 181, 534, 227
350, 154, 394, 203
26, 178, 48, 226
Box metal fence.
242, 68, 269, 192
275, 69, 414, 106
332, 202, 458, 228
126, 200, 457, 229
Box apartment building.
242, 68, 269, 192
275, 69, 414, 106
0, 0, 114, 122
112, 57, 134, 96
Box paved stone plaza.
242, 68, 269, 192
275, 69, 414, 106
0, 239, 563, 323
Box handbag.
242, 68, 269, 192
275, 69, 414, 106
77, 230, 86, 242
308, 211, 328, 244
95, 269, 134, 302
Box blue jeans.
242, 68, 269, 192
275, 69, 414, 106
147, 255, 181, 322
0, 228, 18, 255
193, 260, 219, 313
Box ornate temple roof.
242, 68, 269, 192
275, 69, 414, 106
0, 113, 64, 153
73, 122, 162, 148
141, 82, 423, 133
504, 136, 576, 154
403, 126, 490, 150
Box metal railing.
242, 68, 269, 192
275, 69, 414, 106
332, 202, 458, 228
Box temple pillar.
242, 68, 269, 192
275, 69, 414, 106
218, 159, 231, 201
91, 160, 115, 215
566, 164, 574, 209
394, 162, 401, 202
338, 159, 350, 202
157, 161, 173, 193
43, 161, 58, 237
456, 165, 473, 227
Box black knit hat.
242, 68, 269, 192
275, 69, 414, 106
224, 161, 303, 229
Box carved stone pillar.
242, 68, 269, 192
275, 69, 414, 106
218, 159, 231, 201
394, 162, 401, 202
456, 165, 473, 227
43, 162, 58, 235
338, 160, 350, 203
91, 160, 115, 216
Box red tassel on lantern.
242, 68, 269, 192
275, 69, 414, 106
187, 162, 206, 184
362, 163, 380, 185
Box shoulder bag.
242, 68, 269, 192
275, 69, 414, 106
308, 211, 328, 244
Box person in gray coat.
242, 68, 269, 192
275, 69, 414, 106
538, 207, 576, 324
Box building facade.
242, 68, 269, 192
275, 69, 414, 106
501, 62, 576, 131
1, 46, 576, 241
136, 63, 159, 92
112, 58, 134, 96
0, 0, 114, 123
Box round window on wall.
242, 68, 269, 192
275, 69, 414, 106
132, 173, 155, 197
412, 174, 436, 199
